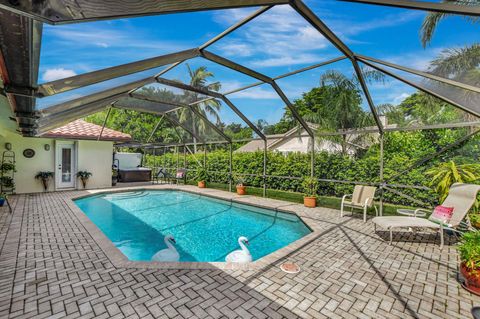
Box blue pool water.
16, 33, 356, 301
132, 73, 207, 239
75, 190, 311, 262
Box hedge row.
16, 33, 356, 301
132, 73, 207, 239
145, 149, 438, 206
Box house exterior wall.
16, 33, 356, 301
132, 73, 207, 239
0, 132, 113, 194
77, 140, 113, 190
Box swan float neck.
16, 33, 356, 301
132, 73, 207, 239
152, 235, 179, 262
165, 235, 176, 248
238, 236, 249, 252
226, 236, 252, 264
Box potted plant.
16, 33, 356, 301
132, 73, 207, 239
458, 231, 480, 295
35, 171, 54, 192
196, 166, 207, 188
0, 193, 6, 207
301, 176, 318, 208
235, 174, 247, 195
0, 163, 16, 172
77, 171, 92, 189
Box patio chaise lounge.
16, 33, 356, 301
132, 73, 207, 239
153, 167, 169, 184
372, 183, 480, 249
341, 185, 378, 222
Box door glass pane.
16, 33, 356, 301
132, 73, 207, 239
62, 148, 72, 183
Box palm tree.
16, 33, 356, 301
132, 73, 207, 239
180, 64, 222, 152
421, 0, 479, 84
429, 45, 480, 86
306, 69, 383, 155
421, 0, 479, 48
426, 160, 480, 202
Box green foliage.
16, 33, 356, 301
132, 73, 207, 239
195, 166, 208, 182
382, 92, 465, 127
426, 161, 480, 202
233, 173, 246, 186
471, 214, 480, 228
35, 171, 53, 191
0, 163, 15, 172
301, 177, 319, 197
76, 171, 93, 179
458, 231, 480, 271
0, 176, 14, 189
77, 171, 92, 188
35, 171, 54, 180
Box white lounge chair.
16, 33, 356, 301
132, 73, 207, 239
341, 185, 378, 222
372, 183, 480, 249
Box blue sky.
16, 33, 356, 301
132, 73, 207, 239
37, 0, 479, 130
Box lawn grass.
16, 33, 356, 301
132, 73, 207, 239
186, 181, 414, 216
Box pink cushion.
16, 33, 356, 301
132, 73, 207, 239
428, 205, 454, 226
176, 172, 184, 178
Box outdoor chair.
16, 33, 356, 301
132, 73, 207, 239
173, 169, 187, 185
341, 185, 378, 222
153, 168, 170, 184
372, 183, 480, 249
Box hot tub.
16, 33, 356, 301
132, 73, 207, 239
118, 167, 152, 182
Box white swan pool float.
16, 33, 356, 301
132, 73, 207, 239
226, 236, 252, 263
152, 235, 180, 262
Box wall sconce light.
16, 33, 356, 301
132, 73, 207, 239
44, 144, 50, 151
5, 142, 11, 150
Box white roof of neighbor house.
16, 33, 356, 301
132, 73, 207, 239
235, 120, 397, 154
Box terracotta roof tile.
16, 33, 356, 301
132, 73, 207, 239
43, 120, 131, 142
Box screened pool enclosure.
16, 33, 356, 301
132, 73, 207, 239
0, 0, 479, 212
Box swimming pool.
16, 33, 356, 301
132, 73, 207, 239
75, 190, 311, 262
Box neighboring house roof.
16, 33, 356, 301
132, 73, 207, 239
42, 119, 132, 142
236, 119, 397, 154
235, 134, 285, 152
236, 123, 317, 153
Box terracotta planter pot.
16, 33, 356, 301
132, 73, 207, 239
198, 181, 206, 188
461, 263, 480, 295
236, 185, 246, 195
303, 196, 317, 208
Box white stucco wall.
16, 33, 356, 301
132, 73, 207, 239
0, 131, 113, 194
77, 140, 113, 190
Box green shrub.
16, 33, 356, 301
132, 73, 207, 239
458, 231, 480, 271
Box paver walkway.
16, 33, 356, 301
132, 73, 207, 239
0, 185, 478, 318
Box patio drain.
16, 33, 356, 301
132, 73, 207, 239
280, 262, 300, 274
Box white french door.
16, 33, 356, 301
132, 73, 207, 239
55, 142, 76, 189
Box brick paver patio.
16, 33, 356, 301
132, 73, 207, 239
0, 185, 478, 318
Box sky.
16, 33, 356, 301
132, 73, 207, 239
37, 0, 479, 131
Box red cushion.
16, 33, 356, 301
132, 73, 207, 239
429, 205, 454, 225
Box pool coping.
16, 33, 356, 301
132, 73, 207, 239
67, 184, 325, 271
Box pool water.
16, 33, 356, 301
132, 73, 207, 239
75, 190, 311, 262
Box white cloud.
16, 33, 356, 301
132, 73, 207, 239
95, 42, 109, 48
219, 43, 253, 57
213, 6, 330, 67
221, 81, 278, 99
213, 6, 423, 68
382, 47, 444, 71
392, 92, 411, 105
42, 68, 77, 82
250, 54, 322, 68
45, 25, 188, 52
